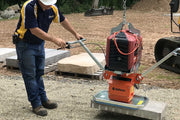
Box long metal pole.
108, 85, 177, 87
142, 48, 180, 77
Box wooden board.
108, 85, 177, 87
55, 69, 103, 80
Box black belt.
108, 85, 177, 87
13, 34, 41, 44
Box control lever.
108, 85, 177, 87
57, 39, 86, 50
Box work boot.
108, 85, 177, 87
42, 100, 58, 109
33, 106, 47, 116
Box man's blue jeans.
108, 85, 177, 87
15, 41, 48, 109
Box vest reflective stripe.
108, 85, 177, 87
51, 5, 60, 23
17, 0, 32, 39
34, 4, 37, 19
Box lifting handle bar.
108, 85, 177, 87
142, 47, 180, 77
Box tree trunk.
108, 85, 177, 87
92, 0, 99, 9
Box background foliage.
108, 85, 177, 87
0, 0, 140, 14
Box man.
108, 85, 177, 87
13, 0, 83, 116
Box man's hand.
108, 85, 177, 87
75, 33, 84, 40
53, 37, 66, 49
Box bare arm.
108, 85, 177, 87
30, 27, 66, 48
61, 18, 83, 40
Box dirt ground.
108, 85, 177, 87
0, 0, 180, 120
0, 0, 180, 89
1, 75, 180, 120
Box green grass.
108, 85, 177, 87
0, 16, 19, 21
95, 46, 100, 50
145, 68, 180, 81
156, 74, 180, 80
137, 64, 180, 82
138, 65, 148, 73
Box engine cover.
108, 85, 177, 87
105, 30, 143, 73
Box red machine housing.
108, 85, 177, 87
106, 30, 142, 73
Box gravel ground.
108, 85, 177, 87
0, 75, 180, 120
0, 1, 180, 119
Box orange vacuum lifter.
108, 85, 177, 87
63, 36, 180, 109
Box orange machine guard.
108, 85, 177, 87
103, 70, 144, 103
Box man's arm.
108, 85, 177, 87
30, 27, 66, 48
60, 18, 83, 40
